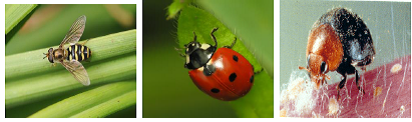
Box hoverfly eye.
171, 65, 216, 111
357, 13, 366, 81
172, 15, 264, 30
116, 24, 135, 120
48, 56, 54, 63
320, 61, 328, 73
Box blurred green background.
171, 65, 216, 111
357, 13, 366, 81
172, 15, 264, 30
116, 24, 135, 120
5, 4, 136, 118
143, 0, 273, 118
6, 4, 136, 55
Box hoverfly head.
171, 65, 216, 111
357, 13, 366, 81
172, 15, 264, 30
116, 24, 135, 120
44, 48, 54, 63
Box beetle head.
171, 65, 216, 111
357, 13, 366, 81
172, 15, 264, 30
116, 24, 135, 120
300, 53, 330, 88
184, 35, 217, 70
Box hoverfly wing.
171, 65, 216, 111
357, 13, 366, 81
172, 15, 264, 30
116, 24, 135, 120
60, 15, 86, 48
61, 60, 90, 86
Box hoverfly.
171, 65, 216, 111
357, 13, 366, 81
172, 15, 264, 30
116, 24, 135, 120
43, 15, 91, 86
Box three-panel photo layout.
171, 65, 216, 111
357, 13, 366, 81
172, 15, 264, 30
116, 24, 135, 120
3, 0, 411, 119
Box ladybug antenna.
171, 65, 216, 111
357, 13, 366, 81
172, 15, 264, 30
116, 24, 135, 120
192, 31, 197, 43
211, 27, 218, 47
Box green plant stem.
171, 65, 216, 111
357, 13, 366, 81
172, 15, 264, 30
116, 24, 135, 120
71, 90, 136, 118
29, 81, 136, 118
6, 54, 136, 109
5, 29, 136, 80
5, 4, 37, 34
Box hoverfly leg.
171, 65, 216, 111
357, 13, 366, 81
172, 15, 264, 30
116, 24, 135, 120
80, 39, 90, 46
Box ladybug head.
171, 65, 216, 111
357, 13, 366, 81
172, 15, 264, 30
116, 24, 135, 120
299, 24, 344, 89
184, 41, 202, 56
184, 32, 217, 70
299, 54, 330, 89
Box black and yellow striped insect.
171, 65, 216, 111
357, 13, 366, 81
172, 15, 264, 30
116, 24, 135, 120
43, 15, 91, 86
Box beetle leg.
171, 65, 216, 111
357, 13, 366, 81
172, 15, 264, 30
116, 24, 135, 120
254, 68, 264, 74
337, 73, 347, 100
355, 70, 365, 94
298, 66, 309, 71
225, 37, 237, 49
192, 31, 197, 43
210, 28, 218, 47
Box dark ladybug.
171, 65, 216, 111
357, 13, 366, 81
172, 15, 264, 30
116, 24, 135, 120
182, 28, 255, 101
299, 8, 375, 100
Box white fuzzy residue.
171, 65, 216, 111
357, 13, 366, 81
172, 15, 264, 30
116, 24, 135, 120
280, 71, 318, 116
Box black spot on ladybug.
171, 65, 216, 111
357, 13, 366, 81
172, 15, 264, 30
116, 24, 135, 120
211, 88, 220, 93
250, 75, 254, 83
229, 73, 237, 82
203, 64, 216, 76
233, 55, 238, 62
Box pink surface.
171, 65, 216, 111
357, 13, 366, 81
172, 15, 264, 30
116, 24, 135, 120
281, 55, 411, 118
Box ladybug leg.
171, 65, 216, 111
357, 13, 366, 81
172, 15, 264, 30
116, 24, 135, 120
225, 37, 237, 49
192, 31, 197, 42
336, 62, 350, 100
343, 64, 365, 94
210, 27, 218, 47
337, 73, 347, 100
355, 70, 365, 94
254, 68, 264, 74
203, 64, 216, 76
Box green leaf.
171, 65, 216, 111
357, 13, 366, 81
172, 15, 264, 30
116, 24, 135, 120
29, 81, 136, 118
177, 6, 273, 118
5, 4, 37, 34
166, 0, 192, 20
197, 0, 274, 76
5, 30, 136, 109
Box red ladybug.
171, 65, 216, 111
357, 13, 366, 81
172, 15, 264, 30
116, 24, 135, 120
182, 28, 255, 101
299, 8, 375, 100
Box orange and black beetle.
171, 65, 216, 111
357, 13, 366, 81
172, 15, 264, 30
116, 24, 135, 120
299, 8, 375, 99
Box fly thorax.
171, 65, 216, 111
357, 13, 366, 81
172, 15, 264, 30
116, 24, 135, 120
53, 49, 66, 61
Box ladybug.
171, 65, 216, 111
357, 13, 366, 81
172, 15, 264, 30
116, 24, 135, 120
299, 8, 375, 100
182, 28, 255, 101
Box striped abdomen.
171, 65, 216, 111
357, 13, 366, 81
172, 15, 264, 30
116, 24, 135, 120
67, 44, 91, 61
